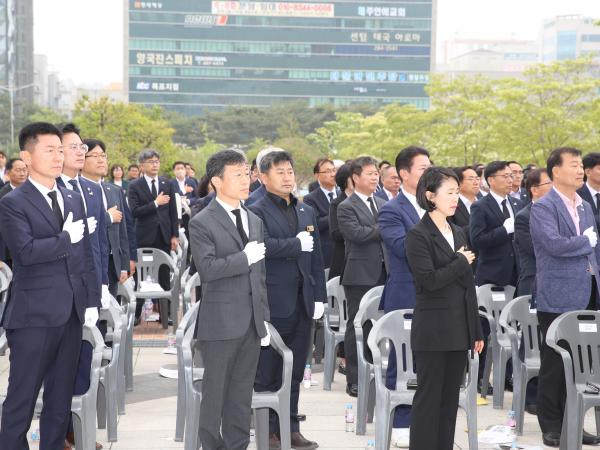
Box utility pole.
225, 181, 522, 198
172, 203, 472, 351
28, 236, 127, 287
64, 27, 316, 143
0, 83, 35, 145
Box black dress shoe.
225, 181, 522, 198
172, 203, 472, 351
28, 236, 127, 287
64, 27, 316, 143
338, 363, 346, 375
296, 414, 306, 422
505, 378, 514, 392
291, 431, 318, 450
477, 383, 493, 396
542, 431, 561, 447
583, 430, 600, 445
346, 383, 358, 397
524, 404, 537, 415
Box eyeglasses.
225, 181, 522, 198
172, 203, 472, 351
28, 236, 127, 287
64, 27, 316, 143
85, 153, 108, 160
65, 143, 89, 153
464, 177, 481, 182
491, 174, 514, 180
144, 159, 160, 165
318, 170, 336, 175
533, 181, 552, 187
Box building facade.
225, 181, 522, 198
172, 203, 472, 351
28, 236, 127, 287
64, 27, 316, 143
126, 0, 437, 115
541, 15, 600, 63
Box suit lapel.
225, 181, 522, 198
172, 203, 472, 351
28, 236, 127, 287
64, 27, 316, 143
315, 189, 329, 213
484, 194, 506, 224
397, 193, 420, 225
550, 189, 577, 235
423, 214, 456, 258
59, 185, 75, 224
262, 196, 296, 236
22, 181, 61, 231
138, 177, 155, 203
244, 205, 260, 243
210, 200, 244, 249
350, 193, 376, 225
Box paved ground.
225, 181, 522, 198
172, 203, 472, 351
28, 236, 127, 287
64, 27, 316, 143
2, 346, 599, 450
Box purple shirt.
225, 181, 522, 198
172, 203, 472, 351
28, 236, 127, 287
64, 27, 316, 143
553, 187, 583, 235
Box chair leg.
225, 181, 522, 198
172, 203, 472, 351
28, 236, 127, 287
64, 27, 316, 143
278, 406, 292, 450
481, 344, 492, 399
367, 379, 376, 424
374, 402, 390, 450
175, 370, 186, 441
125, 338, 134, 391
184, 393, 201, 450
323, 334, 334, 391
513, 371, 526, 436
117, 370, 126, 415
254, 408, 270, 450
97, 380, 107, 430
492, 349, 507, 409
107, 374, 118, 442
159, 298, 169, 329
356, 361, 369, 435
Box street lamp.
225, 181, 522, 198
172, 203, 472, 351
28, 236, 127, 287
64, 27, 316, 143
0, 83, 35, 145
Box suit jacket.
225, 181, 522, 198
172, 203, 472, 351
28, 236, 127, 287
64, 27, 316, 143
123, 192, 137, 262
102, 181, 130, 275
245, 184, 266, 207
0, 183, 13, 262
470, 193, 523, 286
0, 180, 99, 328
0, 183, 13, 199
405, 214, 483, 351
374, 189, 393, 202
302, 187, 337, 267
249, 195, 327, 319
337, 193, 388, 287
58, 176, 109, 287
514, 204, 535, 297
190, 199, 268, 340
249, 179, 261, 192
378, 192, 419, 312
577, 184, 600, 231
308, 180, 319, 193
170, 177, 199, 206
531, 188, 600, 313
449, 198, 470, 242
127, 176, 179, 248
511, 187, 530, 206
328, 192, 347, 280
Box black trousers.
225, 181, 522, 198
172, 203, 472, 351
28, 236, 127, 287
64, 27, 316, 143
254, 302, 312, 433
410, 350, 467, 450
0, 307, 82, 450
199, 322, 260, 450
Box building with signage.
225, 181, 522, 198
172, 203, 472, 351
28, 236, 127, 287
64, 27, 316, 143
541, 15, 600, 63
125, 0, 437, 115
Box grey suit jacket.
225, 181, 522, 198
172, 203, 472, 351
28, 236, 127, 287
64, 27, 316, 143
337, 193, 388, 286
102, 181, 130, 275
189, 198, 269, 341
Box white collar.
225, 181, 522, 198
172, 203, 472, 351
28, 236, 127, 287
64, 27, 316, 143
587, 182, 600, 198
60, 173, 79, 185
80, 175, 101, 186
144, 174, 158, 184
489, 189, 509, 207
383, 188, 396, 199
459, 194, 473, 209
215, 195, 242, 214
320, 185, 336, 199
354, 190, 374, 204
29, 176, 59, 197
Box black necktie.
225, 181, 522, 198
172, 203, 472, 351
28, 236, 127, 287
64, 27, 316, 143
231, 209, 249, 245
595, 193, 600, 211
151, 179, 157, 199
48, 191, 64, 228
328, 192, 334, 203
68, 179, 80, 194
367, 197, 378, 219
501, 199, 511, 219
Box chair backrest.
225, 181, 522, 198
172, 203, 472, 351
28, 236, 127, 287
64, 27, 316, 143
359, 285, 384, 309
477, 284, 516, 336
325, 277, 348, 333
136, 248, 177, 289
546, 310, 600, 386
177, 301, 200, 347
368, 309, 415, 390
264, 323, 293, 395
183, 273, 201, 309
499, 295, 541, 364
355, 290, 384, 330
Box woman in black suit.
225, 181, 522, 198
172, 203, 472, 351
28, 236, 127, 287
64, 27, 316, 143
405, 167, 484, 450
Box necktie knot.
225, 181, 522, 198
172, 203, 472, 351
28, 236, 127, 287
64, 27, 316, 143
328, 192, 334, 203
68, 179, 80, 194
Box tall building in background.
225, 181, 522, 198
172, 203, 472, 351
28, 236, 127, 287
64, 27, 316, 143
125, 0, 437, 115
0, 0, 34, 105
541, 15, 600, 62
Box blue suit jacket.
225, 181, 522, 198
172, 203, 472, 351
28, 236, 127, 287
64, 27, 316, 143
249, 195, 327, 319
170, 177, 200, 206
470, 193, 523, 286
374, 189, 392, 202
0, 180, 99, 328
245, 184, 266, 207
378, 192, 420, 312
531, 188, 600, 313
302, 187, 337, 267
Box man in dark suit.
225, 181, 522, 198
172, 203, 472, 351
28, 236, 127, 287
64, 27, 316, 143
450, 166, 480, 242
171, 160, 199, 204
0, 158, 28, 266
578, 152, 600, 231
246, 147, 280, 207
250, 151, 326, 450
375, 164, 401, 202
190, 150, 270, 450
82, 138, 130, 297
0, 122, 99, 450
249, 158, 261, 191
508, 161, 530, 205
329, 163, 353, 280
302, 158, 338, 268
338, 157, 389, 399
128, 149, 179, 321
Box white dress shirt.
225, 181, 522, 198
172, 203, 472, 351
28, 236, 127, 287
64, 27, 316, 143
459, 194, 473, 214
587, 182, 600, 209
441, 229, 455, 250
29, 177, 64, 216
489, 190, 514, 219
401, 187, 425, 218
383, 188, 397, 200
59, 173, 86, 212
215, 196, 249, 237
354, 190, 378, 216
176, 177, 186, 195
320, 186, 337, 203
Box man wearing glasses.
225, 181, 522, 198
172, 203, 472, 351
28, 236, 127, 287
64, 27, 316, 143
508, 161, 530, 205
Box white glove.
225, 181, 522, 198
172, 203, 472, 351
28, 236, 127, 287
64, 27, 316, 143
261, 321, 271, 346
313, 302, 325, 319
243, 241, 266, 265
503, 218, 515, 235
296, 231, 314, 252
101, 284, 111, 309
584, 226, 598, 248
86, 216, 97, 234
63, 212, 85, 244
84, 307, 99, 327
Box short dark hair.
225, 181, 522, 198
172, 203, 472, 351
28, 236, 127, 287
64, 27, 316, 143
205, 149, 247, 191
18, 122, 62, 151
197, 174, 211, 198
349, 156, 378, 179
313, 158, 333, 174
524, 168, 548, 198
59, 122, 81, 138
83, 138, 106, 153
416, 167, 459, 212
454, 166, 476, 184
546, 147, 582, 181
172, 160, 186, 170
483, 161, 509, 185
395, 146, 430, 176
250, 158, 257, 171
473, 164, 485, 178
138, 149, 160, 163
583, 152, 600, 171
259, 151, 294, 173
127, 164, 139, 171
0, 151, 6, 158
6, 158, 23, 172
378, 160, 391, 169
335, 163, 352, 191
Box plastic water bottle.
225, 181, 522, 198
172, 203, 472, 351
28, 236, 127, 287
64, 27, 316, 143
510, 437, 518, 449
345, 403, 355, 432
303, 364, 311, 389
30, 428, 40, 442
143, 298, 153, 321
365, 439, 375, 450
506, 410, 516, 429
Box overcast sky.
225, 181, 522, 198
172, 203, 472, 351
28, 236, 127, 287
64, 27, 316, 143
34, 0, 600, 85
